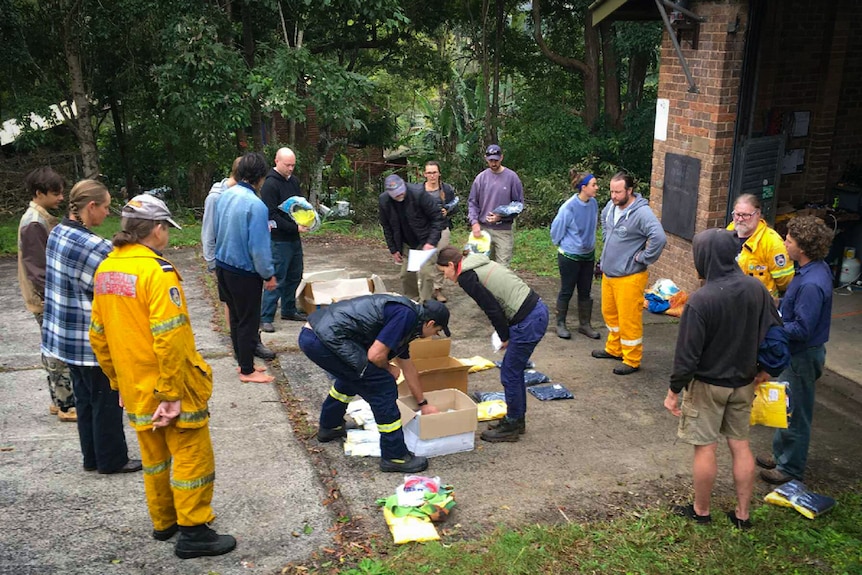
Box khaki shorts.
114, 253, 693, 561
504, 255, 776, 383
677, 380, 755, 445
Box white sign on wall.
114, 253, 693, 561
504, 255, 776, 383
655, 98, 669, 141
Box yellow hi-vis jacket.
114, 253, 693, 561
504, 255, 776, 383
727, 218, 795, 298
90, 243, 211, 430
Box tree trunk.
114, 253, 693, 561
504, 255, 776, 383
109, 95, 137, 199
64, 37, 100, 178
481, 0, 494, 145
583, 16, 601, 131
626, 52, 650, 114
532, 0, 599, 130
490, 0, 504, 143
600, 21, 622, 130
241, 3, 263, 151
187, 163, 213, 207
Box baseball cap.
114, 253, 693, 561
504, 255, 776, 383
122, 194, 182, 229
422, 299, 451, 337
384, 174, 406, 199
485, 144, 502, 161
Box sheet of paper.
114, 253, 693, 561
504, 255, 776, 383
407, 248, 436, 272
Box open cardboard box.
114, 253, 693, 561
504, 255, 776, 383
295, 269, 387, 315
397, 389, 478, 457
396, 338, 469, 396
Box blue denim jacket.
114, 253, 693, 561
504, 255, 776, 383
214, 182, 274, 279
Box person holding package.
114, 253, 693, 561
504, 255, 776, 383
664, 228, 780, 529
90, 194, 235, 559
299, 294, 451, 473
436, 246, 549, 442
550, 170, 600, 340
467, 144, 524, 267
591, 172, 667, 375
757, 216, 834, 485
42, 179, 140, 474
18, 167, 77, 421
378, 174, 446, 302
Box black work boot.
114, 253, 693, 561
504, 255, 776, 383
555, 303, 572, 339
152, 523, 179, 541
487, 416, 525, 434
577, 299, 600, 339
480, 416, 524, 442
379, 452, 429, 473
174, 525, 236, 559
317, 425, 347, 443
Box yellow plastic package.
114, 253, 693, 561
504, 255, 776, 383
458, 356, 497, 373
382, 506, 439, 544
750, 381, 789, 428
477, 399, 507, 422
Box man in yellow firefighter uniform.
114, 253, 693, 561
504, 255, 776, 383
727, 193, 794, 299
90, 195, 235, 559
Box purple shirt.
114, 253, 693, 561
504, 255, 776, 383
468, 167, 524, 231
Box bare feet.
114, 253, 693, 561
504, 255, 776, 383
236, 366, 267, 373
239, 370, 274, 383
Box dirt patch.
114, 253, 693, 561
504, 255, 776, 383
266, 235, 862, 550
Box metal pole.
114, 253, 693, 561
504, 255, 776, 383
655, 0, 699, 93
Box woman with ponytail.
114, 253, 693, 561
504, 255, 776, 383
436, 246, 548, 443
42, 179, 139, 474
550, 170, 600, 340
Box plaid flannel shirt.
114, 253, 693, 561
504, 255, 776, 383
41, 218, 112, 366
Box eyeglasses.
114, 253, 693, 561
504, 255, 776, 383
732, 210, 759, 221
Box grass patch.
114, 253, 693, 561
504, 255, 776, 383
309, 487, 862, 575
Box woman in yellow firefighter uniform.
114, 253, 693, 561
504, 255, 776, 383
89, 195, 235, 560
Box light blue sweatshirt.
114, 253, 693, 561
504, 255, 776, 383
599, 194, 667, 278
550, 193, 598, 256
214, 182, 275, 279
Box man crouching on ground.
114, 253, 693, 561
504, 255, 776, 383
298, 294, 451, 473
664, 228, 781, 530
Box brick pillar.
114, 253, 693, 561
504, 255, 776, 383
649, 1, 749, 294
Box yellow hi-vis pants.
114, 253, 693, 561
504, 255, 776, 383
601, 271, 649, 368
137, 425, 216, 530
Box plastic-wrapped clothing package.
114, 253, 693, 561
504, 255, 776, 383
527, 384, 574, 401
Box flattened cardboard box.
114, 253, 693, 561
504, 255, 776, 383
296, 269, 387, 315
397, 389, 478, 457
396, 338, 469, 396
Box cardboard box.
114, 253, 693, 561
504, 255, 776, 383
295, 270, 387, 315
397, 389, 478, 457
396, 338, 470, 396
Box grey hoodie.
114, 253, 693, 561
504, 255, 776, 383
599, 194, 667, 278
669, 229, 781, 392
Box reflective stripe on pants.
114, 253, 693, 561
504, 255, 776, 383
601, 271, 649, 368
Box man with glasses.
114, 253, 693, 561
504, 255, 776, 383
468, 144, 524, 267
422, 161, 459, 302
727, 194, 794, 300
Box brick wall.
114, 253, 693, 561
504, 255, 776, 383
650, 0, 861, 294
650, 1, 749, 294
754, 0, 861, 205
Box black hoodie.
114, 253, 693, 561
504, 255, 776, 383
669, 229, 781, 393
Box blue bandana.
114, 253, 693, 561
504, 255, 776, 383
577, 173, 595, 190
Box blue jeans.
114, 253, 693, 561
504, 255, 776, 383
69, 365, 129, 472
772, 345, 825, 480
261, 239, 303, 322
500, 300, 549, 419
298, 328, 407, 460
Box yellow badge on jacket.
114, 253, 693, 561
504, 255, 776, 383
169, 286, 181, 307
